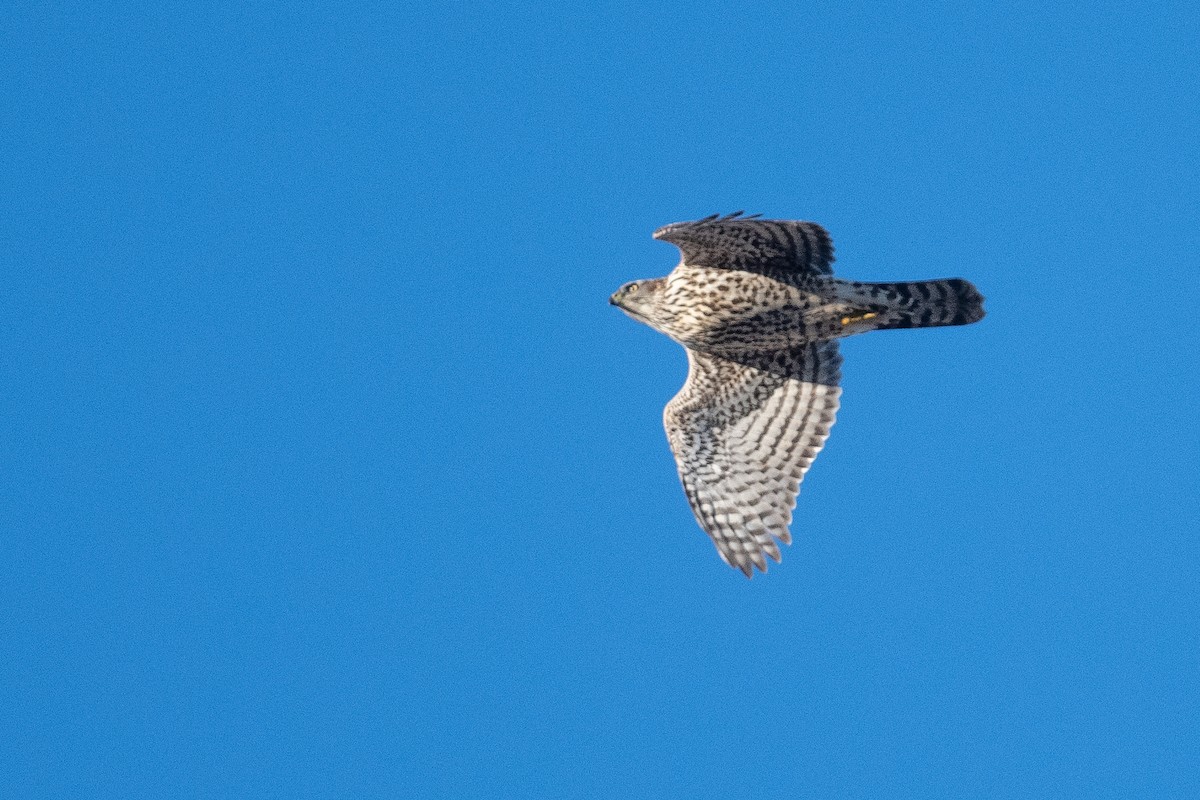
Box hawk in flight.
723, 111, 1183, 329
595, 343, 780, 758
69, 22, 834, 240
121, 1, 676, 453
611, 213, 985, 577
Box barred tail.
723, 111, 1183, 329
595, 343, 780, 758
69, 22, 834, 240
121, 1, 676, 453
838, 278, 986, 330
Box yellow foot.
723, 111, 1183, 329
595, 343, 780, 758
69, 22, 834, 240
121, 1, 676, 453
840, 312, 878, 326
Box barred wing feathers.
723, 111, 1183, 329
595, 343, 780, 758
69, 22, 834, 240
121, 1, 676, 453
653, 212, 835, 278
663, 342, 842, 577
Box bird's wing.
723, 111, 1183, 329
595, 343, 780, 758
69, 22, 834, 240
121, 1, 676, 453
663, 342, 842, 577
653, 212, 835, 278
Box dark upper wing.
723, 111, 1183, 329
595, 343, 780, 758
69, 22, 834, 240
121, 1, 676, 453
653, 212, 835, 277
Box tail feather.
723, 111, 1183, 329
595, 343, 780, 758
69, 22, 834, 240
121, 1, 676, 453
838, 278, 985, 330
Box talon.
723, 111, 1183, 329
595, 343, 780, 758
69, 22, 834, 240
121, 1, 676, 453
840, 312, 878, 326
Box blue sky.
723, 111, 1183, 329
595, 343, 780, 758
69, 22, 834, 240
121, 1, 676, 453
4, 2, 1199, 797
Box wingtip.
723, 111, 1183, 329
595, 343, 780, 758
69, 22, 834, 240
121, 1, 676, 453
653, 212, 763, 240
730, 550, 776, 578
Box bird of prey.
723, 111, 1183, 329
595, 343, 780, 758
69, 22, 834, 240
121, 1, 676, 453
611, 213, 985, 577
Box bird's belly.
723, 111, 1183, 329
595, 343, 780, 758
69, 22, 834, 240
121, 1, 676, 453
672, 296, 851, 354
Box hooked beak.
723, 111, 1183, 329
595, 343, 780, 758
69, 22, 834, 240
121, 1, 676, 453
609, 282, 637, 309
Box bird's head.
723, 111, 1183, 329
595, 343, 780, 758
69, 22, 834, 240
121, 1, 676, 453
610, 278, 666, 327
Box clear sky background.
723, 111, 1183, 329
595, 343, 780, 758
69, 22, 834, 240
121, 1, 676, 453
4, 2, 1199, 798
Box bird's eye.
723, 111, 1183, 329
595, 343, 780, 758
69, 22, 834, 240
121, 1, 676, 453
627, 284, 638, 294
